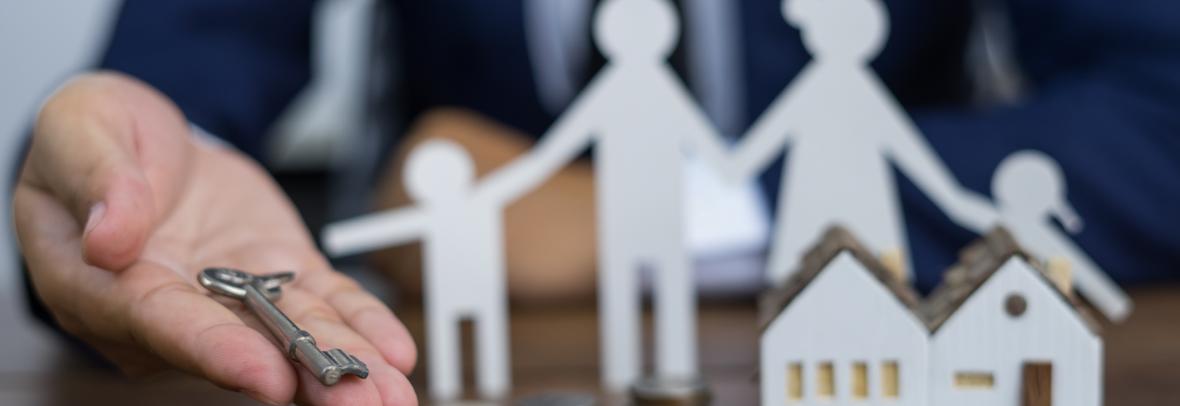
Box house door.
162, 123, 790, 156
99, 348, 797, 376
1022, 362, 1053, 406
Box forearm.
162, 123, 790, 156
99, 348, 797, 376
886, 119, 998, 232
476, 108, 594, 204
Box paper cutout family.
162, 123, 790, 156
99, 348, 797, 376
322, 0, 1130, 402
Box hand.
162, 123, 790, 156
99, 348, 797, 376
14, 72, 417, 405
950, 191, 1001, 233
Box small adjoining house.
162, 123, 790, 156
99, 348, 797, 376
760, 227, 929, 406
760, 227, 1105, 406
923, 229, 1103, 406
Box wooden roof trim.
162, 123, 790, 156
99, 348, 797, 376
758, 226, 922, 331
919, 227, 1101, 334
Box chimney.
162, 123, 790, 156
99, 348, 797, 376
879, 248, 908, 283
1045, 257, 1073, 296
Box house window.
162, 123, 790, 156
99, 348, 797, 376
788, 362, 803, 401
852, 362, 868, 399
1006, 293, 1028, 318
882, 361, 900, 398
955, 372, 996, 389
817, 362, 835, 398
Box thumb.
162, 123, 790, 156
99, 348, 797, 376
26, 72, 193, 271
76, 158, 157, 272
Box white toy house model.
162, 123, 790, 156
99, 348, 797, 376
760, 227, 929, 406
924, 229, 1102, 406
761, 227, 1105, 406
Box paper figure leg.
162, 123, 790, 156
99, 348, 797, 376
599, 242, 642, 391
654, 248, 697, 380
427, 314, 462, 401
475, 301, 511, 399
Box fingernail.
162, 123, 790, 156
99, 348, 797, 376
84, 202, 107, 235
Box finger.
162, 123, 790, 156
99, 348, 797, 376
292, 350, 418, 406
26, 72, 193, 270
213, 244, 418, 399
118, 264, 298, 405
364, 356, 419, 406
302, 271, 418, 374
301, 350, 418, 406
14, 184, 128, 336
278, 289, 412, 405
218, 245, 418, 374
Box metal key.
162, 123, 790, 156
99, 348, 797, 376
198, 267, 369, 385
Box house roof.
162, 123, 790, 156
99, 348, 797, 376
918, 227, 1101, 334
758, 226, 922, 331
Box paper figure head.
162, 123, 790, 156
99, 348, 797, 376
595, 0, 680, 62
783, 0, 888, 63
404, 138, 476, 203
994, 151, 1084, 233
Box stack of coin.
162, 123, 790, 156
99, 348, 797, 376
515, 392, 597, 406
630, 376, 711, 406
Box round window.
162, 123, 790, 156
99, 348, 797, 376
1005, 293, 1028, 318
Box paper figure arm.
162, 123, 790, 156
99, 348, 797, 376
321, 206, 427, 257
476, 82, 602, 205
669, 81, 733, 171
1045, 231, 1133, 322
727, 68, 815, 182
909, 0, 1180, 288
878, 91, 999, 233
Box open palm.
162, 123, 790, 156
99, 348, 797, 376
15, 73, 417, 405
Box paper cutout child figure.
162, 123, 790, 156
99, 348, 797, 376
323, 139, 516, 401
478, 0, 731, 390
993, 151, 1132, 321
728, 0, 997, 285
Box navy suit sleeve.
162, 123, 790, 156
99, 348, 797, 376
99, 0, 316, 160
907, 0, 1180, 286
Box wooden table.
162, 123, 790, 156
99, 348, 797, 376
3, 285, 1178, 405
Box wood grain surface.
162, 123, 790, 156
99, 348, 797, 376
2, 285, 1177, 405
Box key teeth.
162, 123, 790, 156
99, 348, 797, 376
325, 348, 370, 380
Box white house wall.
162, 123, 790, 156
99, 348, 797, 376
761, 252, 928, 406
929, 258, 1102, 406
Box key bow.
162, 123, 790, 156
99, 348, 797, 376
198, 267, 294, 301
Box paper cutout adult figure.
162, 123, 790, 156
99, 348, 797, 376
993, 151, 1132, 321
728, 0, 997, 285
478, 0, 731, 390
323, 139, 518, 401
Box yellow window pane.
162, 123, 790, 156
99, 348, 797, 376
788, 362, 803, 401
955, 372, 996, 389
882, 361, 900, 398
817, 362, 835, 398
852, 362, 868, 399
